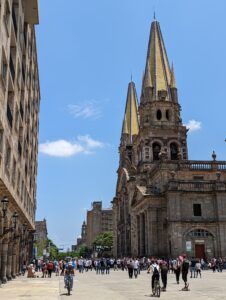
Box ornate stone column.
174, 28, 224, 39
6, 241, 13, 280
145, 211, 149, 256
0, 240, 2, 284
137, 215, 140, 256
12, 240, 17, 278
1, 240, 8, 283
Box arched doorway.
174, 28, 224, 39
184, 229, 215, 259
153, 143, 161, 161
170, 143, 179, 160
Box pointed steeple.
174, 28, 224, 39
145, 19, 172, 100
121, 81, 139, 144
170, 62, 177, 88
143, 61, 153, 89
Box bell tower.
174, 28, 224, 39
138, 19, 188, 163
120, 80, 139, 166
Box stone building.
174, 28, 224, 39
35, 219, 48, 241
0, 0, 40, 283
74, 221, 87, 251
113, 18, 226, 259
86, 201, 113, 248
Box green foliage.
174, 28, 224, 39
78, 245, 90, 257
48, 239, 59, 259
55, 251, 80, 261
35, 238, 48, 257
93, 231, 113, 250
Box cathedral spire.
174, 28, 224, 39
143, 61, 153, 89
145, 19, 172, 100
170, 62, 177, 88
121, 81, 139, 144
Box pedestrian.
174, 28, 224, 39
174, 257, 182, 284
190, 257, 196, 278
160, 260, 168, 291
106, 259, 111, 274
181, 254, 190, 291
195, 260, 201, 278
133, 258, 139, 278
149, 259, 160, 296
47, 261, 54, 278
127, 259, 134, 278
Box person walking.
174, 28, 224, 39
47, 261, 54, 278
160, 260, 168, 291
133, 258, 139, 278
181, 254, 190, 291
174, 257, 182, 284
195, 260, 201, 278
149, 259, 160, 296
127, 259, 134, 279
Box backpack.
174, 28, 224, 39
182, 259, 190, 271
153, 266, 159, 275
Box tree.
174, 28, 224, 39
48, 239, 59, 259
92, 232, 113, 255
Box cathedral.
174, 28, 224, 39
112, 18, 226, 259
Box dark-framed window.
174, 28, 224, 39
193, 203, 202, 217
153, 143, 161, 161
170, 143, 179, 160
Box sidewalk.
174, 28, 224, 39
1, 269, 226, 300
0, 272, 60, 300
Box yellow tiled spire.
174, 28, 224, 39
122, 81, 139, 144
170, 62, 177, 88
146, 19, 172, 100
143, 61, 153, 89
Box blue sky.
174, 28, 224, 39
36, 0, 226, 249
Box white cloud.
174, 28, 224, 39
68, 100, 102, 120
39, 135, 105, 157
185, 120, 202, 132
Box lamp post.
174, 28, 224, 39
12, 212, 18, 229
1, 196, 9, 218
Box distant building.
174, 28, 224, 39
71, 245, 76, 252
73, 221, 87, 251
35, 219, 48, 241
86, 201, 113, 248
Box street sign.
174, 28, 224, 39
186, 241, 192, 252
43, 249, 47, 255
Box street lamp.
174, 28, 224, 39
1, 196, 9, 218
12, 212, 18, 229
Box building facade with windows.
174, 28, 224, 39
113, 18, 226, 259
0, 0, 40, 283
86, 201, 113, 248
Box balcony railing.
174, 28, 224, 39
20, 102, 24, 120
22, 63, 26, 83
178, 160, 226, 171
12, 6, 18, 36
7, 105, 13, 128
18, 141, 22, 157
168, 180, 226, 192
9, 55, 15, 81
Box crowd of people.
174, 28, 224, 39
24, 255, 226, 296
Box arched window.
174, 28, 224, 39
170, 143, 178, 160
153, 143, 161, 161
188, 229, 213, 238
156, 110, 162, 120
166, 109, 170, 121
143, 146, 150, 161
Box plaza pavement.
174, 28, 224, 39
0, 269, 226, 300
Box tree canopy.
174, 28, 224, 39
92, 231, 113, 250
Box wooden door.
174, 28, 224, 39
195, 244, 205, 258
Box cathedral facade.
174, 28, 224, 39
112, 19, 226, 259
